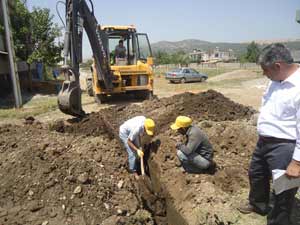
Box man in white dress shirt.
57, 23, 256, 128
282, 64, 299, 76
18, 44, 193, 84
238, 43, 300, 225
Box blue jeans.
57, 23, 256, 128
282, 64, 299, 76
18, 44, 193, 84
119, 132, 139, 172
177, 150, 211, 173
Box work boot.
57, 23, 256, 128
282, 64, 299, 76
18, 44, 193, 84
237, 202, 256, 214
127, 169, 140, 180
133, 172, 140, 180
206, 161, 217, 174
237, 201, 270, 216
175, 158, 182, 167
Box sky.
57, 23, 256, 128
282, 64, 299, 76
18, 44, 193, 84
27, 0, 300, 59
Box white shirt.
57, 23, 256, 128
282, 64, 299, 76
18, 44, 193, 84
257, 66, 300, 161
119, 116, 145, 141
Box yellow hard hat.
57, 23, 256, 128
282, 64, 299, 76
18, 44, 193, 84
170, 116, 192, 130
144, 118, 155, 136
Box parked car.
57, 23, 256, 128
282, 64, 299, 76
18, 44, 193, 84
165, 67, 208, 83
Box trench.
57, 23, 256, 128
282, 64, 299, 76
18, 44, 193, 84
100, 116, 187, 225
133, 145, 187, 225
143, 159, 188, 225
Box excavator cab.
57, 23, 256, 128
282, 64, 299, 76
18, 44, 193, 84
88, 25, 154, 103
103, 26, 153, 66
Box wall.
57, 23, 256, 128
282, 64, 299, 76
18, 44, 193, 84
0, 60, 37, 75
0, 60, 37, 96
0, 34, 6, 52
0, 53, 9, 73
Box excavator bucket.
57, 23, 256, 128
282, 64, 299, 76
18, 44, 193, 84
58, 80, 85, 117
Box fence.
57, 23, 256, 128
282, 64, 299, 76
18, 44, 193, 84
154, 62, 260, 73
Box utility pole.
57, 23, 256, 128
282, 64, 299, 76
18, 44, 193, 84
1, 0, 22, 108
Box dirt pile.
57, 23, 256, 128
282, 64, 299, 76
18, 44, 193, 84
0, 90, 262, 225
0, 121, 158, 225
59, 90, 255, 137
49, 113, 113, 138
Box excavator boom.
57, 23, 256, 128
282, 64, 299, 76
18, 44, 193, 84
58, 0, 113, 117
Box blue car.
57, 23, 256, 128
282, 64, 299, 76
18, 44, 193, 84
165, 67, 208, 83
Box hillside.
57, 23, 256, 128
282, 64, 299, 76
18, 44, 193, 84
151, 39, 300, 57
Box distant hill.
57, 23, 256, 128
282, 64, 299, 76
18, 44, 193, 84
151, 39, 300, 58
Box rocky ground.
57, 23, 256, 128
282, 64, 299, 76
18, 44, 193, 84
0, 90, 299, 225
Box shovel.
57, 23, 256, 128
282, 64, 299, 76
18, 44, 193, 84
140, 152, 145, 176
136, 149, 153, 201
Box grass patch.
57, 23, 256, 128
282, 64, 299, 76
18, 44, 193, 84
0, 92, 95, 120
0, 96, 58, 119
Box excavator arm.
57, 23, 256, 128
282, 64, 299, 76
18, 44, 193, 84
58, 0, 113, 117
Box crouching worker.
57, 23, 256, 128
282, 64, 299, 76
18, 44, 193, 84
170, 116, 214, 173
119, 116, 155, 177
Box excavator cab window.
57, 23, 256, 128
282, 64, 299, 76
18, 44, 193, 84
104, 29, 152, 66
136, 33, 152, 61
106, 30, 136, 66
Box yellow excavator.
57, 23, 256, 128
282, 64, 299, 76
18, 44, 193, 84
87, 25, 154, 104
58, 0, 154, 117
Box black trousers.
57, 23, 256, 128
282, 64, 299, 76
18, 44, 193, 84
249, 137, 298, 225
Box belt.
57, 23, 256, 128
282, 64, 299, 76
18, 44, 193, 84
259, 135, 296, 144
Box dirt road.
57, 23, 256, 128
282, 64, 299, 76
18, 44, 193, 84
154, 69, 267, 110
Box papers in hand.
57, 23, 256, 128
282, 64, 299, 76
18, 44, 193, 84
272, 169, 300, 194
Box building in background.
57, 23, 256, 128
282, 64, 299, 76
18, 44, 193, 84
189, 47, 236, 63
291, 50, 300, 63
189, 49, 208, 62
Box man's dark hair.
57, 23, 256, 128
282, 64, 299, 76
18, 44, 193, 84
258, 43, 293, 66
119, 40, 123, 44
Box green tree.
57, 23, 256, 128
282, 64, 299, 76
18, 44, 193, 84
154, 51, 171, 65
80, 58, 94, 69
27, 7, 63, 66
190, 54, 202, 64
171, 51, 190, 66
10, 0, 31, 60
238, 54, 248, 64
7, 1, 63, 66
154, 51, 190, 66
245, 41, 260, 63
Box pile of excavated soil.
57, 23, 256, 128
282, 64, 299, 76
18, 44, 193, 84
57, 90, 255, 137
0, 121, 160, 225
0, 89, 268, 225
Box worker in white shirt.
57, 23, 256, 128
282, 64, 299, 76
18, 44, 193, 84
119, 116, 155, 177
238, 43, 300, 225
